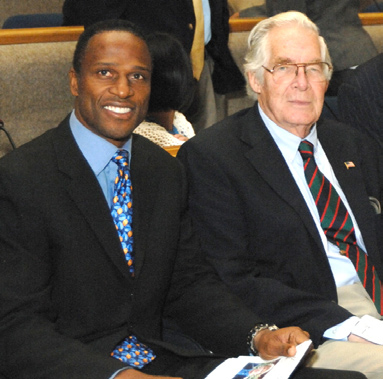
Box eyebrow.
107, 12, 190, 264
273, 57, 323, 64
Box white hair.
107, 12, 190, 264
244, 11, 332, 100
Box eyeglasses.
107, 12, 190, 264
262, 62, 332, 83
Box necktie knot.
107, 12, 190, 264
298, 140, 314, 161
112, 150, 129, 168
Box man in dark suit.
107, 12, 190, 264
62, 0, 245, 132
337, 53, 383, 149
0, 18, 357, 379
178, 11, 383, 378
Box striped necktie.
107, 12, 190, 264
110, 151, 156, 367
190, 0, 205, 80
299, 140, 383, 314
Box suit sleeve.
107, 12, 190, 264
177, 139, 353, 347
337, 79, 383, 150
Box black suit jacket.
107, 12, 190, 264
62, 0, 245, 94
178, 104, 383, 347
338, 53, 383, 149
0, 116, 259, 378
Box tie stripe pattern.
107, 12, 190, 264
299, 140, 383, 314
110, 151, 156, 368
111, 150, 134, 275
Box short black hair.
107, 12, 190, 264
146, 32, 194, 113
73, 19, 149, 74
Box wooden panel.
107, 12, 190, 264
229, 14, 264, 32
163, 145, 180, 157
229, 12, 383, 32
359, 12, 383, 25
0, 26, 84, 45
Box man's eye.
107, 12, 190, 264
99, 70, 112, 77
276, 65, 290, 72
307, 65, 321, 73
131, 73, 144, 80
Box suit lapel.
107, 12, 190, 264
240, 106, 326, 252
52, 120, 134, 280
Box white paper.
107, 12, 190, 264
204, 339, 312, 379
351, 314, 383, 344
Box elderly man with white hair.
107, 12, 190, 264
179, 11, 383, 378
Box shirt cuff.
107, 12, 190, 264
109, 367, 131, 379
323, 316, 360, 340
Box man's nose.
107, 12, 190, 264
110, 77, 134, 98
293, 65, 309, 89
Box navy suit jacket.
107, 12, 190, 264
178, 104, 383, 347
0, 116, 259, 378
338, 53, 383, 149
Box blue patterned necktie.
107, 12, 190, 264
111, 150, 134, 275
111, 335, 156, 369
299, 140, 383, 314
110, 150, 156, 367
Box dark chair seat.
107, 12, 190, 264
2, 13, 63, 29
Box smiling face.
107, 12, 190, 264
248, 25, 328, 138
69, 30, 152, 147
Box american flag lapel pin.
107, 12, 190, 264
344, 161, 355, 169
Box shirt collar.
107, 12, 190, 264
69, 111, 132, 176
258, 104, 318, 163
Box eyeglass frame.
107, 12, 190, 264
261, 62, 333, 82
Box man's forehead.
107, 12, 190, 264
268, 26, 321, 62
85, 31, 151, 63
88, 30, 146, 48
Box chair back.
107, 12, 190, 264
3, 13, 63, 29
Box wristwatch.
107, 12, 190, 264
247, 323, 279, 356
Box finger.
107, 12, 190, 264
290, 329, 310, 344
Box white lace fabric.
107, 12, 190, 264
134, 111, 195, 147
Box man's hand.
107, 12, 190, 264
115, 369, 182, 379
348, 314, 383, 345
253, 326, 311, 360
348, 333, 375, 344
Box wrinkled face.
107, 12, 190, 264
70, 31, 152, 147
248, 25, 328, 137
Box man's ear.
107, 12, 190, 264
247, 71, 262, 94
69, 68, 79, 97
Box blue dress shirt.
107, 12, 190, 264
69, 111, 132, 207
